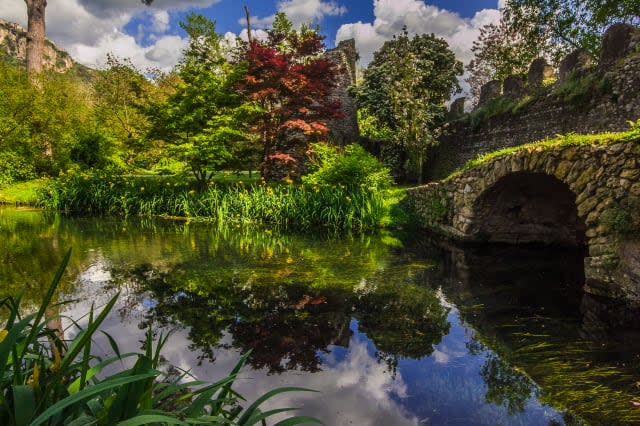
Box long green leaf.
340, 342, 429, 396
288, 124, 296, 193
26, 249, 71, 347
67, 353, 139, 394
29, 372, 159, 426
243, 407, 299, 426
0, 314, 37, 370
237, 387, 318, 425
13, 385, 36, 426
273, 416, 324, 426
54, 291, 120, 380
115, 414, 190, 426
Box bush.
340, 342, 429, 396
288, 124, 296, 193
69, 130, 122, 171
303, 143, 392, 190
0, 151, 37, 185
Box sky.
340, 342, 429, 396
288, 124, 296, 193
0, 0, 505, 75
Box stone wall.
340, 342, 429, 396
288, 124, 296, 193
0, 18, 74, 72
325, 39, 360, 146
428, 24, 640, 181
406, 139, 640, 306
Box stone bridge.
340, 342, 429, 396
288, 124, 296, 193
406, 139, 640, 305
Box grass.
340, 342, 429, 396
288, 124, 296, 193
33, 170, 391, 232
445, 124, 640, 181
0, 180, 45, 205
0, 249, 321, 426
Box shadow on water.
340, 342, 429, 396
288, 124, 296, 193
2, 207, 640, 425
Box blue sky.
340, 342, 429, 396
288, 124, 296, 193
0, 0, 503, 71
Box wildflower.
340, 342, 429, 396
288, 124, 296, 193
27, 364, 40, 388
140, 187, 145, 192
0, 329, 7, 342
189, 190, 196, 195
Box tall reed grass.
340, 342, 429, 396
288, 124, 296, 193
36, 171, 387, 231
0, 249, 321, 425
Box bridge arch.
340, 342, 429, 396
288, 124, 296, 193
470, 172, 586, 247
406, 140, 640, 305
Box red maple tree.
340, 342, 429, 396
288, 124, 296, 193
239, 14, 343, 181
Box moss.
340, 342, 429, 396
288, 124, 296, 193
469, 97, 517, 130
445, 124, 640, 181
416, 186, 449, 226
600, 198, 640, 240
554, 73, 613, 108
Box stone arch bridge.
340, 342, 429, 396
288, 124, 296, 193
406, 139, 640, 305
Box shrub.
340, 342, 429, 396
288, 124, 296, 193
0, 151, 37, 185
69, 130, 122, 171
303, 143, 392, 190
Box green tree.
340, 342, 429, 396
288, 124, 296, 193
92, 55, 153, 166
503, 0, 640, 60
147, 14, 255, 189
355, 29, 463, 183
465, 18, 546, 105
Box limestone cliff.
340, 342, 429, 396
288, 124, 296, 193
0, 18, 74, 72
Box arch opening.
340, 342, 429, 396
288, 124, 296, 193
471, 172, 586, 247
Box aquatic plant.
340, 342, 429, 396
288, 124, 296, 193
36, 172, 389, 232
0, 249, 321, 425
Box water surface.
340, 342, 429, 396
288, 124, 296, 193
1, 207, 639, 425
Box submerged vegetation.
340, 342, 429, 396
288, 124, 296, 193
0, 250, 321, 426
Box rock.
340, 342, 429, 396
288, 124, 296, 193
599, 23, 640, 68
559, 48, 594, 82
477, 80, 502, 108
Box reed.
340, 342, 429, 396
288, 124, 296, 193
37, 172, 388, 231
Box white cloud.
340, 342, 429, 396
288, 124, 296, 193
335, 0, 501, 66
247, 0, 347, 29
0, 0, 219, 71
150, 10, 170, 34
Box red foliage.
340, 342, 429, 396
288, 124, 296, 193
238, 31, 343, 152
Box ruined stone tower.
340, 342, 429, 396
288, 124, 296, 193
325, 39, 360, 146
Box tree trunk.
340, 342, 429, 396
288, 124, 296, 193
25, 0, 47, 85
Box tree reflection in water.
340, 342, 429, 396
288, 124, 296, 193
119, 243, 450, 374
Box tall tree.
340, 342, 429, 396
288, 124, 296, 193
355, 29, 463, 183
238, 13, 342, 181
503, 0, 640, 60
24, 0, 46, 84
147, 14, 255, 189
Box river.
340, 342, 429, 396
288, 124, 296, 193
1, 206, 639, 425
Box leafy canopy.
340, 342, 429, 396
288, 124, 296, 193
147, 14, 256, 188
503, 0, 640, 60
355, 29, 463, 182
238, 12, 342, 180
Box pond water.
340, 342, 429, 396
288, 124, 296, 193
2, 206, 640, 425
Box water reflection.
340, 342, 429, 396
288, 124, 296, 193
2, 207, 640, 425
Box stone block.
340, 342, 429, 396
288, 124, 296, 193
559, 48, 593, 82
477, 80, 502, 108
503, 75, 526, 100
528, 58, 554, 89
599, 23, 640, 68
448, 97, 466, 119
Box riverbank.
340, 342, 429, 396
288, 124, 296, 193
0, 175, 409, 232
